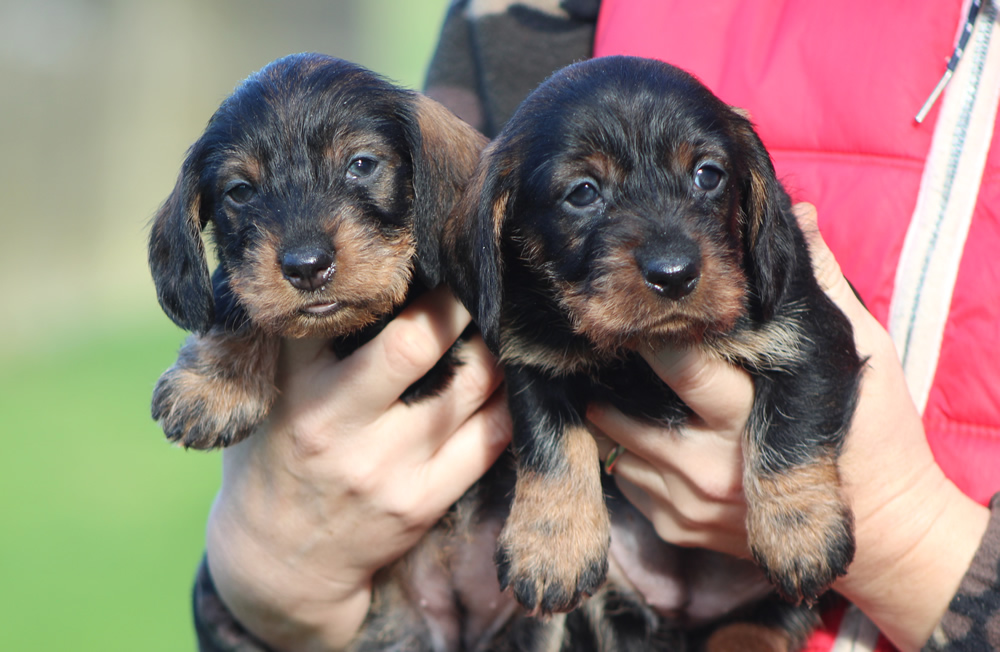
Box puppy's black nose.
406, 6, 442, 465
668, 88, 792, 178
281, 248, 335, 291
639, 249, 701, 300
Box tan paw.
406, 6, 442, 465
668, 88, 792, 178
495, 426, 611, 614
746, 460, 855, 603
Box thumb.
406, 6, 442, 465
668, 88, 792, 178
793, 202, 867, 323
640, 345, 753, 432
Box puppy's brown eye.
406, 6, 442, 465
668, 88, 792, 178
566, 181, 601, 208
225, 180, 256, 205
347, 156, 378, 179
694, 164, 725, 192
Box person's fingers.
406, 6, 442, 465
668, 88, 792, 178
322, 288, 474, 416
589, 404, 744, 505
793, 202, 870, 325
419, 389, 512, 505
262, 289, 479, 458
793, 202, 895, 372
383, 334, 504, 455
613, 473, 749, 556
609, 449, 744, 523
637, 346, 753, 432
587, 402, 677, 464
793, 203, 839, 291
363, 388, 511, 532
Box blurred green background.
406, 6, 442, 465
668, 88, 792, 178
0, 1, 449, 649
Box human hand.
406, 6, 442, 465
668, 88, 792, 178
588, 343, 752, 560
204, 287, 511, 651
796, 203, 987, 651
588, 203, 989, 650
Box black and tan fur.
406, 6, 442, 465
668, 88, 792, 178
148, 53, 486, 449
442, 55, 864, 625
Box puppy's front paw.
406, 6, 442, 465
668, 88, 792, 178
495, 469, 610, 615
151, 365, 271, 449
747, 461, 855, 604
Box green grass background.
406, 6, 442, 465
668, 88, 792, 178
0, 1, 448, 648
0, 319, 211, 650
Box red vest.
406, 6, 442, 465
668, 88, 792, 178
595, 1, 1000, 649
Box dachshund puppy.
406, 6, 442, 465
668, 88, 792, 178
443, 55, 864, 620
149, 53, 486, 449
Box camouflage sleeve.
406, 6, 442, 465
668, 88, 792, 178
924, 494, 1000, 650
192, 555, 274, 652
423, 0, 600, 138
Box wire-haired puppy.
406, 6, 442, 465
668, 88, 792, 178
149, 53, 486, 449
443, 56, 864, 616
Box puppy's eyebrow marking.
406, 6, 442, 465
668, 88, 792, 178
568, 152, 623, 188
218, 157, 263, 185
671, 141, 696, 173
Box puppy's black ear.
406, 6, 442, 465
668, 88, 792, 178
148, 145, 215, 334
737, 119, 798, 321
405, 94, 489, 288
441, 140, 512, 354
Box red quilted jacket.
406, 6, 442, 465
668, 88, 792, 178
595, 1, 1000, 648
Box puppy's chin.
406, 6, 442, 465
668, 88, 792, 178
578, 314, 731, 354
561, 288, 745, 354
259, 301, 394, 340
230, 281, 404, 339
228, 257, 413, 340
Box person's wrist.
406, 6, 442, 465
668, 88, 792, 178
834, 464, 988, 652
206, 486, 374, 651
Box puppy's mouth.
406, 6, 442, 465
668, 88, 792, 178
299, 301, 342, 317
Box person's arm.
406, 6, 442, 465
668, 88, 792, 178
587, 204, 990, 652
924, 494, 1000, 650
798, 202, 989, 651
423, 0, 599, 138
196, 288, 511, 651
193, 554, 272, 652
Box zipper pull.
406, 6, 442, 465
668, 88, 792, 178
915, 0, 983, 123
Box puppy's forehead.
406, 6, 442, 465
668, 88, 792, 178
205, 54, 412, 159
249, 53, 407, 117
515, 56, 735, 167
